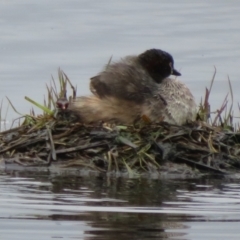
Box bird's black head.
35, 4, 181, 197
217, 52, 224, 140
138, 48, 181, 83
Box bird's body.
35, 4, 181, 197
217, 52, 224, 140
70, 78, 197, 125
90, 56, 157, 103
68, 49, 197, 125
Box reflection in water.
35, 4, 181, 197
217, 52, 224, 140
1, 170, 240, 239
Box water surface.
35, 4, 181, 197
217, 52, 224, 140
1, 170, 240, 239
1, 0, 240, 124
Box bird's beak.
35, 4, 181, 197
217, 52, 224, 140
172, 69, 181, 76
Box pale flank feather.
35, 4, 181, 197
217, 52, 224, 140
141, 78, 197, 125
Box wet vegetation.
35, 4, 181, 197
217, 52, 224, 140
1, 69, 240, 177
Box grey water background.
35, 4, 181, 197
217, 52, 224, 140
1, 0, 240, 239
1, 0, 240, 123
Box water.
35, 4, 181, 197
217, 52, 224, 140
1, 1, 240, 239
1, 171, 240, 239
1, 0, 240, 124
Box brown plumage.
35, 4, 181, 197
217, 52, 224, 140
69, 49, 197, 125
89, 49, 180, 103
70, 96, 142, 124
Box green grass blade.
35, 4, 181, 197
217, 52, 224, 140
25, 96, 53, 115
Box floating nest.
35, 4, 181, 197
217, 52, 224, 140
1, 69, 240, 177
1, 112, 240, 176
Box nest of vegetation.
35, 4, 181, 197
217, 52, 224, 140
1, 69, 240, 176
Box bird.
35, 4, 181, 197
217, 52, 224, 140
89, 48, 181, 103
68, 48, 197, 125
